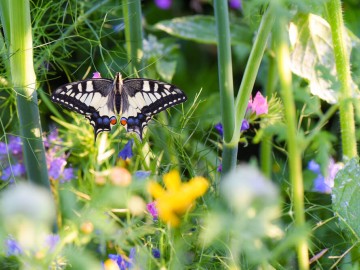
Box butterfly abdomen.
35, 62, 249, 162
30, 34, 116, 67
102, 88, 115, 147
115, 92, 121, 114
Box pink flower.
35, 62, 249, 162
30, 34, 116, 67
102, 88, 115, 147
229, 0, 242, 10
251, 92, 268, 115
247, 97, 253, 112
155, 0, 172, 9
92, 72, 101, 79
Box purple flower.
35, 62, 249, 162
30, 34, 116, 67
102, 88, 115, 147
5, 237, 22, 256
309, 158, 343, 193
215, 120, 249, 136
229, 0, 242, 9
92, 72, 102, 79
241, 119, 249, 131
109, 248, 135, 270
44, 128, 62, 148
48, 157, 66, 179
0, 141, 7, 155
1, 163, 26, 182
62, 167, 74, 183
152, 248, 160, 259
118, 140, 133, 160
45, 234, 60, 252
251, 92, 268, 115
147, 201, 158, 220
217, 164, 222, 172
308, 160, 321, 174
5, 136, 22, 155
214, 123, 223, 136
155, 0, 172, 9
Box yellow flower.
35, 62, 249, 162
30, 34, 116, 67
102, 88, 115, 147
103, 259, 120, 270
148, 170, 209, 227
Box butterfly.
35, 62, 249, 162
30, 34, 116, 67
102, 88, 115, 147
51, 72, 187, 140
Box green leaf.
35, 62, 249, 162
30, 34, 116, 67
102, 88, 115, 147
332, 158, 360, 238
156, 59, 177, 82
290, 13, 358, 104
153, 15, 252, 45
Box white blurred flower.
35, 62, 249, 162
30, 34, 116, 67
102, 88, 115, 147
200, 165, 283, 264
0, 183, 56, 251
221, 164, 279, 212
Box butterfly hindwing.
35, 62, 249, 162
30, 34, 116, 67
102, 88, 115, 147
51, 79, 118, 138
51, 72, 187, 141
120, 78, 187, 138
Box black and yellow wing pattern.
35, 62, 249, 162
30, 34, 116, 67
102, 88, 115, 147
51, 72, 187, 140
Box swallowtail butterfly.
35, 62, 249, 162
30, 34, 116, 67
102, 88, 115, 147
51, 72, 187, 140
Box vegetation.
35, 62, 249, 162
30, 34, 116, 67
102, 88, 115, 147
1, 0, 360, 269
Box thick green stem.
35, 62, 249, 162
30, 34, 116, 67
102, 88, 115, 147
6, 0, 50, 188
233, 8, 274, 143
123, 0, 144, 77
326, 0, 357, 159
274, 17, 309, 270
214, 0, 237, 174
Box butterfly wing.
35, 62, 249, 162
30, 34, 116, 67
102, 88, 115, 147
51, 79, 118, 139
120, 78, 187, 139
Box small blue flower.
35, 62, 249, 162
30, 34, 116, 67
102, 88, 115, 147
8, 136, 22, 156
152, 248, 160, 259
308, 159, 343, 194
48, 158, 66, 179
134, 171, 150, 179
214, 123, 223, 137
308, 160, 321, 174
108, 248, 135, 270
118, 140, 134, 160
44, 128, 62, 148
216, 120, 249, 137
62, 167, 74, 183
0, 141, 7, 155
1, 163, 26, 182
5, 237, 22, 256
241, 119, 249, 131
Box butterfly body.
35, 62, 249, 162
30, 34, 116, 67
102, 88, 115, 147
51, 72, 187, 140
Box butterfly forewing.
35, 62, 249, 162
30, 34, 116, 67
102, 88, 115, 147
122, 79, 187, 117
51, 73, 187, 140
120, 78, 187, 138
51, 79, 117, 138
52, 79, 114, 113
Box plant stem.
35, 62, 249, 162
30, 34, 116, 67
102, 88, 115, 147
122, 0, 144, 77
214, 0, 237, 174
6, 0, 50, 188
274, 16, 309, 270
326, 0, 357, 159
233, 8, 274, 143
260, 39, 278, 178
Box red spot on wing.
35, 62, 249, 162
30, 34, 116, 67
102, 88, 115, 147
120, 117, 127, 126
110, 116, 117, 125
